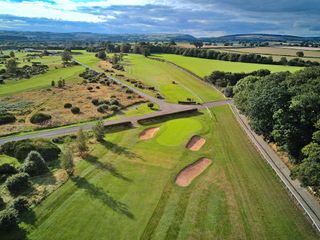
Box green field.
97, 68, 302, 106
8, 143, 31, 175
0, 65, 84, 96
15, 106, 317, 240
124, 54, 224, 103
154, 54, 303, 77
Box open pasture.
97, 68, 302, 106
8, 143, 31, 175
224, 46, 320, 58
123, 54, 224, 103
10, 106, 317, 240
154, 54, 303, 77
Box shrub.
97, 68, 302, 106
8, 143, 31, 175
97, 104, 108, 113
110, 99, 119, 106
0, 164, 18, 181
64, 103, 72, 108
109, 105, 120, 112
20, 151, 48, 176
10, 196, 29, 214
32, 139, 60, 161
224, 86, 234, 97
147, 103, 154, 108
0, 197, 5, 210
0, 208, 18, 230
30, 113, 51, 124
13, 141, 36, 161
71, 107, 80, 114
125, 89, 133, 94
87, 86, 93, 91
91, 99, 99, 106
0, 113, 16, 125
2, 139, 60, 162
5, 173, 29, 194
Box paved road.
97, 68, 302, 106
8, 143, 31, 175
1, 58, 319, 233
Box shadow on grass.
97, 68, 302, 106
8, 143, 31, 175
138, 110, 203, 126
71, 175, 135, 219
83, 154, 132, 182
100, 140, 145, 161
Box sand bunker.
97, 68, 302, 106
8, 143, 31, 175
186, 135, 206, 151
139, 127, 160, 140
175, 158, 212, 187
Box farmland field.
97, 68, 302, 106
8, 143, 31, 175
123, 54, 224, 103
225, 46, 320, 58
6, 105, 316, 240
153, 54, 303, 77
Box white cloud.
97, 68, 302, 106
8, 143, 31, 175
0, 0, 113, 22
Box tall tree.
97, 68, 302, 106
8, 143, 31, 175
93, 120, 105, 142
60, 147, 74, 176
77, 128, 88, 155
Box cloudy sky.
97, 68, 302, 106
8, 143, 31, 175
0, 0, 319, 37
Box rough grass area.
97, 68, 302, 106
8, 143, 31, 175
12, 106, 318, 240
154, 54, 303, 77
0, 80, 144, 136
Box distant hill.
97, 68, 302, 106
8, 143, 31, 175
0, 31, 197, 42
200, 34, 320, 42
0, 31, 319, 44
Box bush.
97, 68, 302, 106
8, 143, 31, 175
0, 197, 5, 210
0, 164, 18, 181
30, 113, 51, 124
13, 141, 36, 161
0, 113, 16, 125
71, 107, 80, 114
64, 103, 72, 108
110, 99, 119, 106
10, 196, 29, 214
109, 105, 120, 112
20, 151, 48, 176
147, 103, 154, 108
224, 86, 234, 97
97, 104, 108, 113
1, 139, 60, 162
0, 208, 18, 230
87, 86, 93, 91
5, 173, 29, 194
91, 99, 99, 106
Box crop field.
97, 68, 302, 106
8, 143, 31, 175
3, 105, 315, 240
123, 54, 224, 103
225, 47, 320, 58
153, 54, 303, 77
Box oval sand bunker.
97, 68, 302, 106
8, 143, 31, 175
175, 158, 212, 187
139, 127, 160, 140
186, 135, 206, 151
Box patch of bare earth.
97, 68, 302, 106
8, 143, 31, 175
139, 127, 160, 140
186, 135, 206, 151
175, 158, 212, 187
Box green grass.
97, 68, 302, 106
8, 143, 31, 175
0, 65, 83, 96
73, 51, 101, 70
154, 54, 303, 77
0, 154, 20, 167
122, 103, 159, 117
16, 106, 317, 240
124, 54, 224, 103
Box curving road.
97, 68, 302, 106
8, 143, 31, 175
1, 58, 319, 233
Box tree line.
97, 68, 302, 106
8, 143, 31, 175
233, 67, 320, 194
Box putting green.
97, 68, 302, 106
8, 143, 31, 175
156, 118, 202, 146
